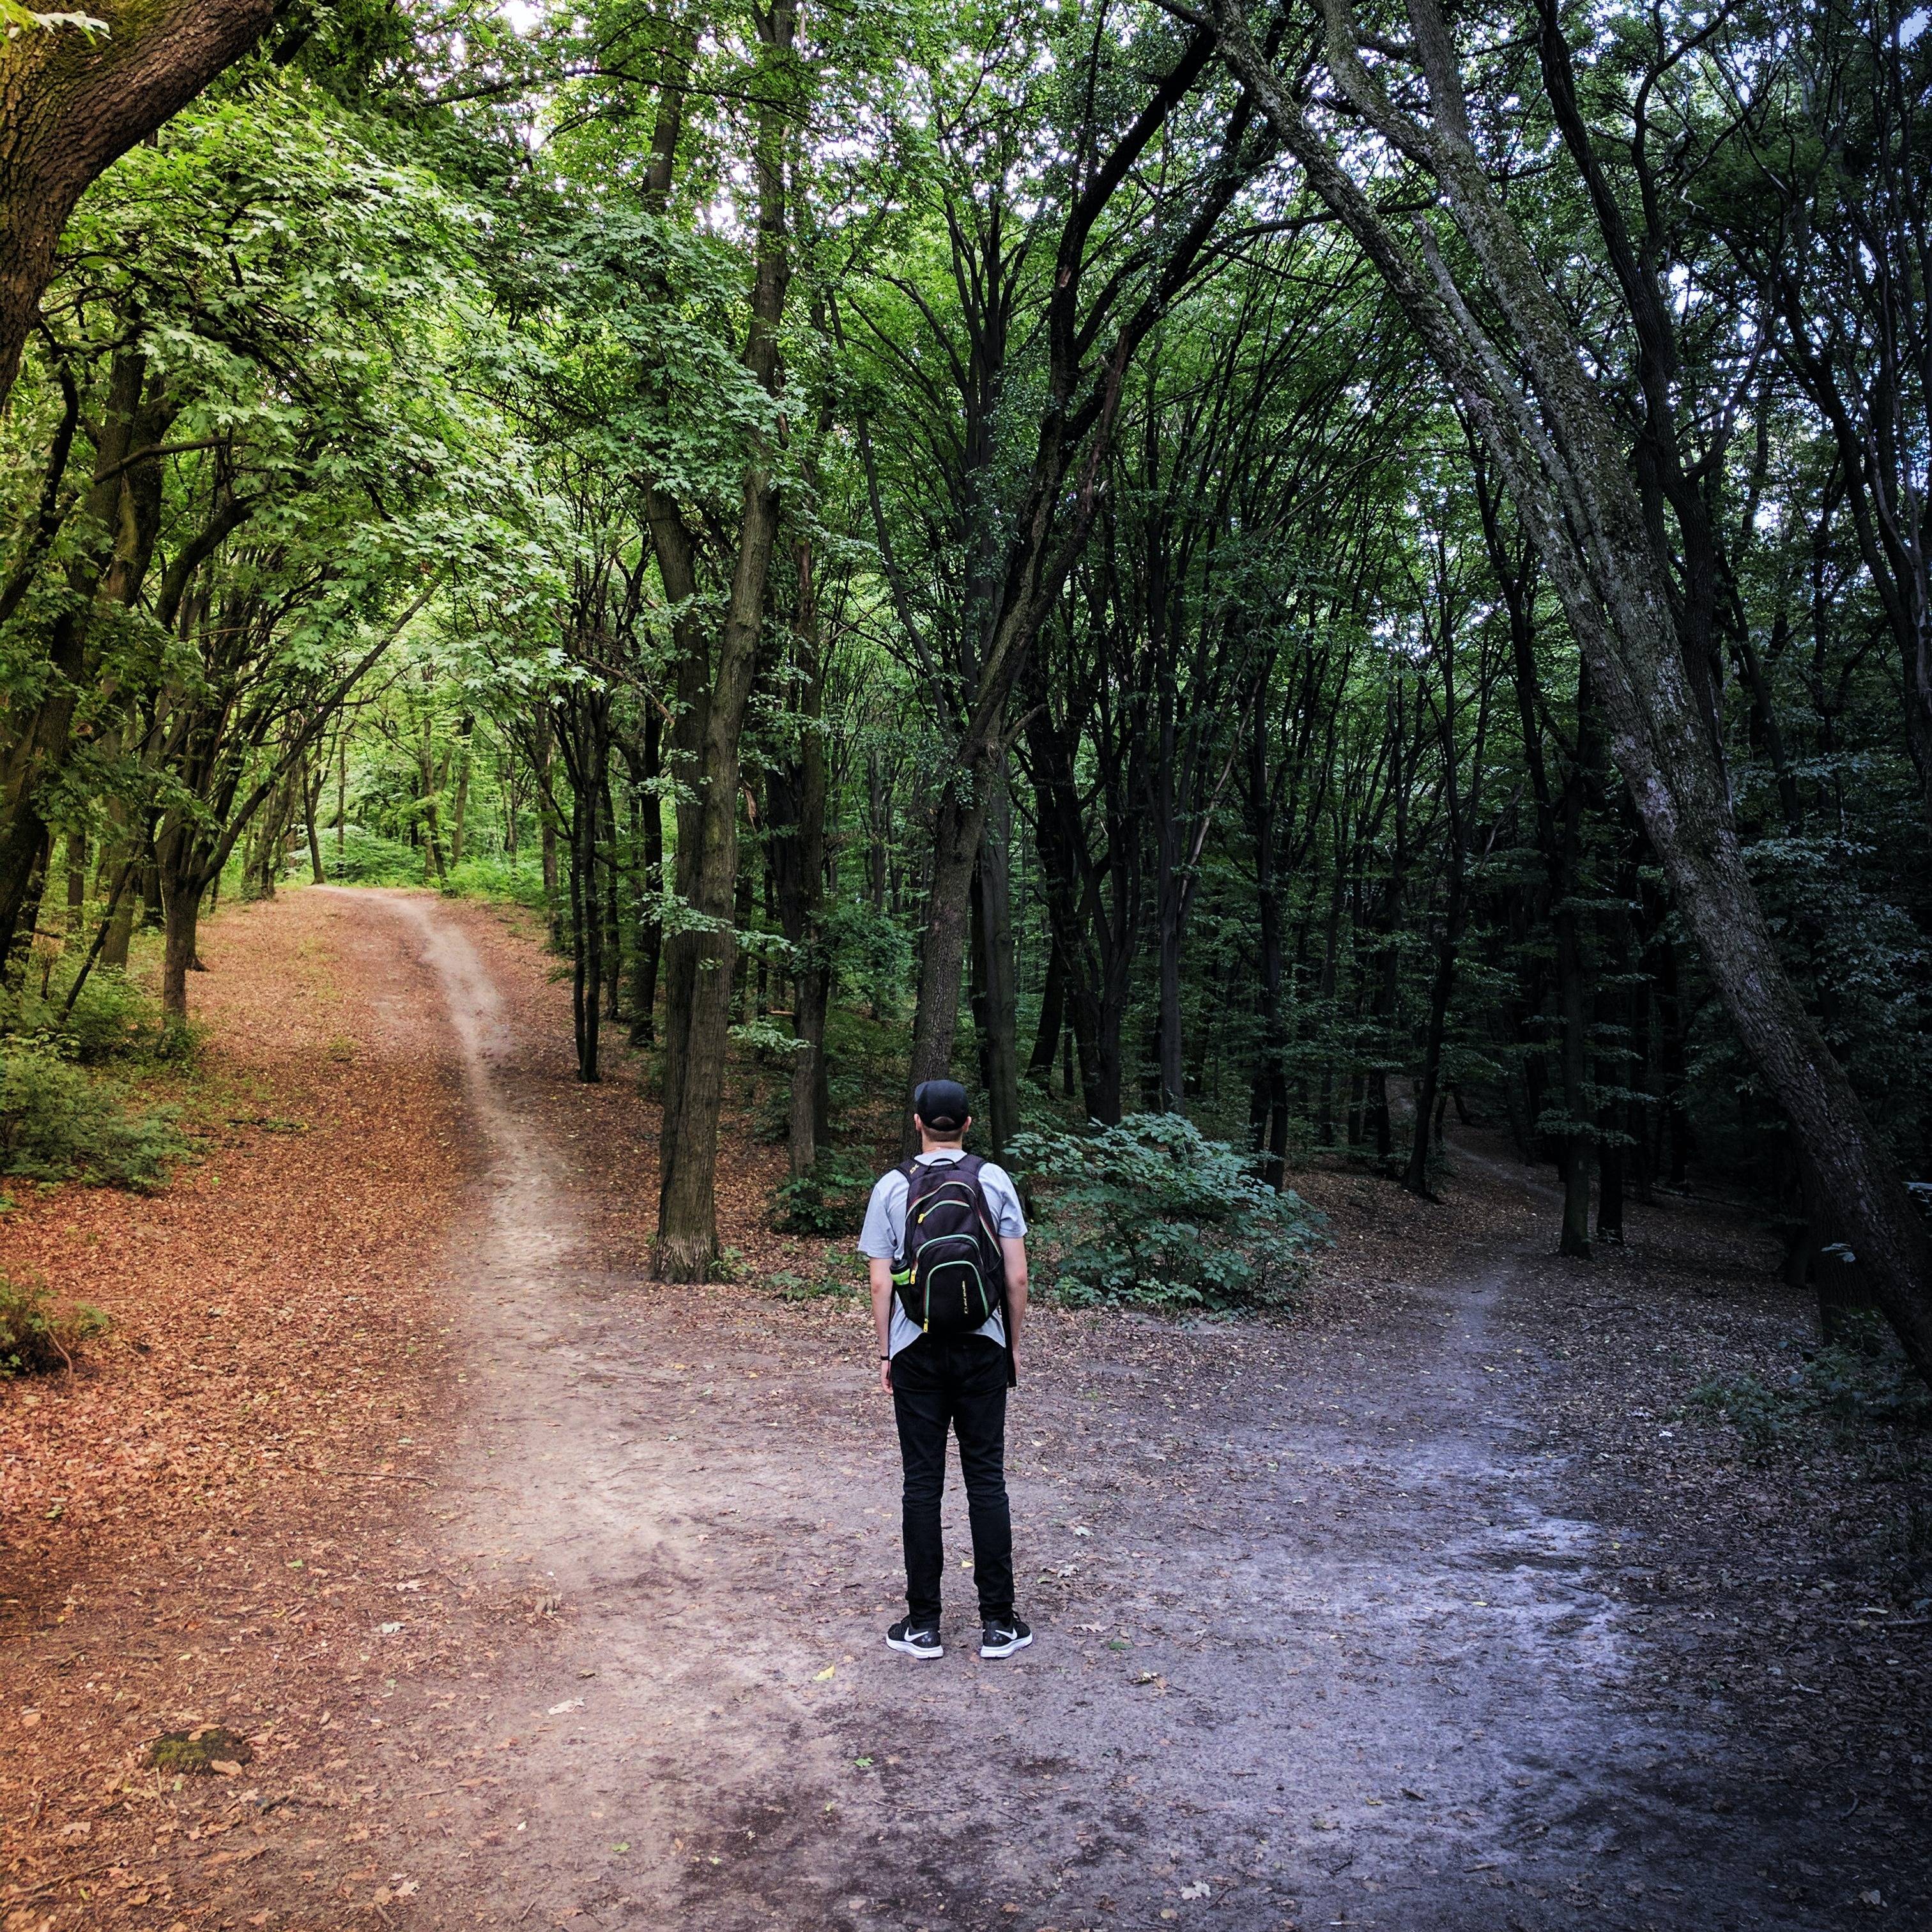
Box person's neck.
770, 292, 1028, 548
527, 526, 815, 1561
919, 1137, 965, 1157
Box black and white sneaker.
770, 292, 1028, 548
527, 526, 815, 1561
979, 1617, 1032, 1659
885, 1618, 943, 1659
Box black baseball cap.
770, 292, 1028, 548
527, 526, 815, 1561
912, 1078, 970, 1132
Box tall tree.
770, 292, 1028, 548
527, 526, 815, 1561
1208, 0, 1932, 1371
0, 0, 275, 404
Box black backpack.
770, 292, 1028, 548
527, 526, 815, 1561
893, 1154, 1004, 1338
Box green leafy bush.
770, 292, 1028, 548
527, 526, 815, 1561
1688, 1320, 1932, 1459
769, 1258, 866, 1303
1008, 1114, 1322, 1312
445, 853, 548, 907
57, 969, 163, 1064
321, 825, 425, 886
0, 1039, 188, 1188
773, 1155, 874, 1236
10, 965, 169, 1067
0, 1274, 110, 1376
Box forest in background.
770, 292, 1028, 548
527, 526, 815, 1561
1, 0, 1928, 1351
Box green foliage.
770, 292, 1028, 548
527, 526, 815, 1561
11, 967, 164, 1066
445, 854, 549, 907
0, 1274, 109, 1377
730, 1018, 809, 1063
0, 1040, 187, 1189
1687, 1321, 1932, 1460
1008, 1114, 1323, 1312
768, 1254, 866, 1302
323, 825, 429, 886
772, 1155, 874, 1236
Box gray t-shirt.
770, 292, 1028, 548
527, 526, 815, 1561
858, 1151, 1027, 1358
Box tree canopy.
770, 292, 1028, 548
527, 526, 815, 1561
1, 0, 1927, 1354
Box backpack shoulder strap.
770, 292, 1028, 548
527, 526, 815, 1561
948, 1153, 1004, 1248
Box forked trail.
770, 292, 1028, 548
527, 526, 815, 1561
7, 888, 1908, 1931
327, 888, 1911, 1931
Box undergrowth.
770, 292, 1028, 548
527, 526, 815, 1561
0, 966, 190, 1188
312, 827, 548, 907
1008, 1113, 1323, 1312
769, 1254, 866, 1302
0, 1274, 110, 1376
772, 1154, 874, 1235
1686, 1316, 1932, 1460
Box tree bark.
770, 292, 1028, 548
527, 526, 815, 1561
652, 0, 797, 1281
625, 708, 664, 1046
769, 542, 829, 1178
1211, 0, 1932, 1372
0, 1, 275, 406
1028, 938, 1065, 1084
973, 778, 1022, 1153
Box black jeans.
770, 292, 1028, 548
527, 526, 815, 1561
890, 1333, 1013, 1627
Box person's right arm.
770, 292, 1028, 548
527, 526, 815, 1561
1000, 1236, 1029, 1363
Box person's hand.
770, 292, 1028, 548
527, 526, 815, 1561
878, 1355, 893, 1394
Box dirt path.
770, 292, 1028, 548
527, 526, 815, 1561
5, 887, 1923, 1931
316, 889, 1919, 1932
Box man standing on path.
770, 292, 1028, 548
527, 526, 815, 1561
859, 1078, 1032, 1662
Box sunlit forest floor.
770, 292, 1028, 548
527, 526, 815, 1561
2, 887, 1926, 1931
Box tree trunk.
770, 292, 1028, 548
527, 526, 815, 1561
1404, 838, 1466, 1199
65, 826, 86, 939
157, 859, 205, 1022
1553, 769, 1593, 1257
301, 753, 325, 885
335, 730, 349, 870
769, 548, 829, 1178
1028, 940, 1065, 1084
1246, 696, 1291, 1186
1218, 0, 1932, 1360
1153, 693, 1187, 1114
973, 779, 1022, 1153
450, 714, 474, 868
905, 773, 988, 1137
631, 710, 664, 1046
0, 1, 275, 408
102, 863, 138, 970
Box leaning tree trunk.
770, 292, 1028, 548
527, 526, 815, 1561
1210, 0, 1932, 1375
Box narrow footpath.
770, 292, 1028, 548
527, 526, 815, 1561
344, 891, 1922, 1931
3, 887, 1923, 1931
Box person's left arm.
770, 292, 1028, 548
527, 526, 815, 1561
870, 1258, 895, 1393
986, 1163, 1031, 1357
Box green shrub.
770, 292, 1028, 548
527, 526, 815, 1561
321, 825, 425, 886
7, 965, 167, 1067
57, 969, 162, 1064
1687, 1322, 1932, 1459
0, 1274, 109, 1376
0, 1039, 187, 1188
773, 1155, 874, 1235
445, 853, 549, 907
769, 1258, 866, 1302
1686, 1371, 1790, 1455
1008, 1113, 1323, 1312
